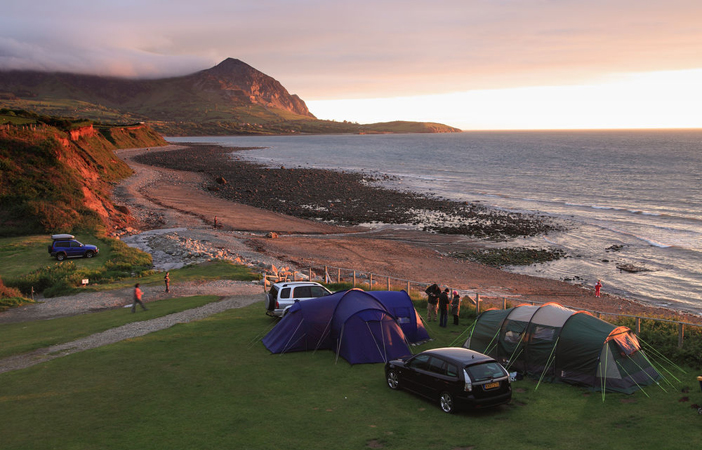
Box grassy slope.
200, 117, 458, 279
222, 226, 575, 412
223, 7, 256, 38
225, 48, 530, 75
0, 300, 699, 450
0, 113, 167, 236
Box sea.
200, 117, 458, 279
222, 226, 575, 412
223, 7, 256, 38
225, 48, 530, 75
168, 130, 702, 315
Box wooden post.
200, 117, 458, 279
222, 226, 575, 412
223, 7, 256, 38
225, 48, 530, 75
387, 276, 390, 291
337, 268, 341, 283
369, 273, 373, 290
502, 298, 507, 309
476, 293, 481, 314
353, 271, 356, 287
407, 281, 411, 294
678, 323, 685, 349
635, 317, 641, 335
309, 267, 313, 282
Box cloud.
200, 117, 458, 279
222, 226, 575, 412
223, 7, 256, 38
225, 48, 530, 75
1, 0, 702, 98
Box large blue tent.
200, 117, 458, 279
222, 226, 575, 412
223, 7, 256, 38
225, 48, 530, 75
262, 289, 429, 365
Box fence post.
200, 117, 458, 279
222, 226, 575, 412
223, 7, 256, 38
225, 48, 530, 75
387, 276, 390, 291
476, 293, 481, 315
678, 323, 685, 349
309, 267, 313, 282
502, 298, 507, 309
369, 273, 373, 290
635, 317, 641, 335
353, 271, 356, 287
337, 268, 341, 283
407, 281, 411, 294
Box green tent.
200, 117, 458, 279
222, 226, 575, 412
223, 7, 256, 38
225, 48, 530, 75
465, 303, 661, 394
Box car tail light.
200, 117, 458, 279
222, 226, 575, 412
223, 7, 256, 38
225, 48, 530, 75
275, 301, 279, 309
464, 369, 472, 392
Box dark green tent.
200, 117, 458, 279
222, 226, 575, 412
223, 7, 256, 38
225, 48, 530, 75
465, 303, 661, 394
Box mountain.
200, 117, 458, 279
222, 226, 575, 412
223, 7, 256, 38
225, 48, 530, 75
0, 59, 461, 135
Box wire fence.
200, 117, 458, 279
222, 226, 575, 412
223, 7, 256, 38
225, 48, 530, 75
264, 262, 702, 349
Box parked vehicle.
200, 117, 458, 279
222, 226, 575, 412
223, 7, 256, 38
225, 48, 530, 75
48, 234, 99, 261
385, 347, 512, 413
265, 281, 332, 317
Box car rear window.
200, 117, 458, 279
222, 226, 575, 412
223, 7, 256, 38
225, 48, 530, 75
280, 288, 291, 299
466, 362, 506, 382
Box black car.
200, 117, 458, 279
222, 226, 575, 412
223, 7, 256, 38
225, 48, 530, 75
385, 347, 512, 413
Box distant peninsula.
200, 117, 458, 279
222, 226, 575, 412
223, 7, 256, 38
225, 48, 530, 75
0, 58, 462, 136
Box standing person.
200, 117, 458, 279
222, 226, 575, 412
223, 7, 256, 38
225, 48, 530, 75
438, 288, 450, 328
132, 283, 148, 313
451, 290, 461, 326
595, 280, 602, 298
164, 272, 170, 293
425, 283, 440, 322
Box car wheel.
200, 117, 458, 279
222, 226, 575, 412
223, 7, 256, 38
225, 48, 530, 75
386, 370, 400, 390
440, 392, 455, 414
56, 253, 66, 261
85, 251, 94, 258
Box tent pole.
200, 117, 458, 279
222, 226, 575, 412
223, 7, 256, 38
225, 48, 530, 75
335, 324, 345, 365
282, 318, 305, 354
314, 316, 335, 353
615, 360, 651, 397
535, 337, 559, 391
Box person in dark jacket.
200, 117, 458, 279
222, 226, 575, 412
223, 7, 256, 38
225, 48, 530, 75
425, 283, 441, 322
438, 288, 450, 327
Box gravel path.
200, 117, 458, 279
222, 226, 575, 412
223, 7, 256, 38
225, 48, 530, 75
0, 280, 264, 374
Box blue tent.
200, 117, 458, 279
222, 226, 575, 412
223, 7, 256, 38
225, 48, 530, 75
262, 289, 429, 365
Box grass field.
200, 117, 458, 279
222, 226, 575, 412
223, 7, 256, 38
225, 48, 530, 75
1, 299, 700, 450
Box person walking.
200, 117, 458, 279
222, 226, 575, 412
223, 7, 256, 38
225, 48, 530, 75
132, 283, 148, 313
438, 288, 450, 328
164, 272, 170, 293
425, 283, 440, 322
595, 280, 602, 298
451, 290, 461, 325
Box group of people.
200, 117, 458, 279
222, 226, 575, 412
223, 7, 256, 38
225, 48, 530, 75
425, 284, 461, 327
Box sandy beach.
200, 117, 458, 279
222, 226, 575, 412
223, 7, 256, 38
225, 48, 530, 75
116, 144, 702, 324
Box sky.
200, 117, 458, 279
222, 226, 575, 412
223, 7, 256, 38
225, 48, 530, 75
1, 0, 701, 130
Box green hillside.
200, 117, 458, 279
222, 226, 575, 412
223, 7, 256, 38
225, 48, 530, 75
0, 60, 463, 135
0, 109, 166, 237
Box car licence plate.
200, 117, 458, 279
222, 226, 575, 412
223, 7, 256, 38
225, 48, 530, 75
483, 382, 500, 390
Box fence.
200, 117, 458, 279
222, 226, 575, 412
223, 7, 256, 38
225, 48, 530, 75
264, 263, 702, 349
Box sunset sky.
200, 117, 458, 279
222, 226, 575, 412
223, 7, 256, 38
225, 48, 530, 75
1, 1, 701, 130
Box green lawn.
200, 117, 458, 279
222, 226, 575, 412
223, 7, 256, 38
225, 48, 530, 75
0, 234, 117, 279
1, 301, 699, 450
0, 295, 222, 359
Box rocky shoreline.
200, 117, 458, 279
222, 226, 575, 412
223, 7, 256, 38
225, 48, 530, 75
134, 145, 565, 243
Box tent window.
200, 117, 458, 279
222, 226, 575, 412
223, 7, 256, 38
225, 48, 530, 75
280, 288, 291, 299
611, 331, 640, 356
505, 330, 522, 344
533, 326, 555, 341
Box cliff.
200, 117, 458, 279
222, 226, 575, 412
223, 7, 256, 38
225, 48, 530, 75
0, 113, 167, 236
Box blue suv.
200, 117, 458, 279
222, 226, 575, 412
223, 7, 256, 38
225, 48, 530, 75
48, 234, 99, 261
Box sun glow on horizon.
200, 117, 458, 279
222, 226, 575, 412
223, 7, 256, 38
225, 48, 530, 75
307, 69, 702, 131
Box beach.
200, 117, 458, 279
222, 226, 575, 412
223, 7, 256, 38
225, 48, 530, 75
118, 144, 701, 324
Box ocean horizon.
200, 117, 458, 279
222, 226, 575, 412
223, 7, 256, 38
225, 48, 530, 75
168, 130, 702, 315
